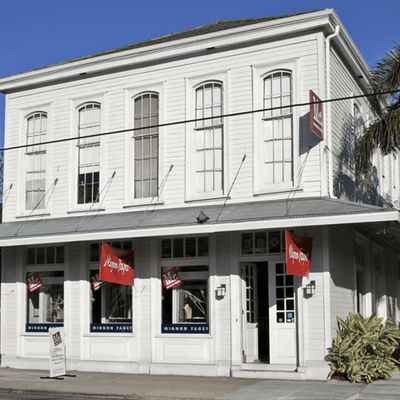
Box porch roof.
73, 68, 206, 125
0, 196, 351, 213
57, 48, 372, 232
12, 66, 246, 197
0, 197, 398, 247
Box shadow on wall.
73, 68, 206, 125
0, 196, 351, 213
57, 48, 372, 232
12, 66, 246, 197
333, 116, 382, 206
299, 112, 323, 156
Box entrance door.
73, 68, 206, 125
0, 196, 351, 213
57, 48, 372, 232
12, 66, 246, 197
242, 261, 297, 364
242, 263, 258, 362
268, 261, 297, 364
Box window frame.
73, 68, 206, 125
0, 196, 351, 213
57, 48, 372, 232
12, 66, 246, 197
25, 245, 65, 333
88, 240, 134, 333
185, 72, 229, 202
252, 60, 300, 195
68, 94, 106, 212
124, 84, 164, 207
160, 236, 211, 335
18, 104, 52, 217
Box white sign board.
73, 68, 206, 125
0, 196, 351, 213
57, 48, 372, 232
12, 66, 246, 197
49, 327, 66, 378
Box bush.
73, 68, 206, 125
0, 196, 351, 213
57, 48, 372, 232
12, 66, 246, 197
329, 312, 400, 383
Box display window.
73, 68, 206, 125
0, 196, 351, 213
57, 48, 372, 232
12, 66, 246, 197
161, 264, 209, 334
26, 246, 65, 333
89, 241, 133, 333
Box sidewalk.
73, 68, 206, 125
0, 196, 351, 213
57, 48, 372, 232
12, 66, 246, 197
0, 367, 399, 399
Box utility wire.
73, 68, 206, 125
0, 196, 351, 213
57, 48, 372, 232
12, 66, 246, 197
1, 90, 400, 153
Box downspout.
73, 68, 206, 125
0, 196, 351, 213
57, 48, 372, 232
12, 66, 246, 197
326, 25, 340, 197
323, 24, 339, 374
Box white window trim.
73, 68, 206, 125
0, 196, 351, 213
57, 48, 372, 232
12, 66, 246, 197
124, 83, 164, 207
252, 59, 300, 195
68, 93, 106, 212
17, 103, 52, 218
185, 71, 229, 202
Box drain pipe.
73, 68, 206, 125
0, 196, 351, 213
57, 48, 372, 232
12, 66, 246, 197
326, 25, 340, 197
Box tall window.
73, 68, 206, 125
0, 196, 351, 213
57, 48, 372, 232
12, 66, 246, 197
26, 112, 47, 210
78, 103, 100, 204
134, 93, 159, 198
195, 82, 223, 193
26, 246, 64, 331
90, 241, 133, 332
262, 71, 293, 186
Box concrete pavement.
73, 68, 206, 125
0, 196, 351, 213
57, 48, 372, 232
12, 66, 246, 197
0, 367, 399, 399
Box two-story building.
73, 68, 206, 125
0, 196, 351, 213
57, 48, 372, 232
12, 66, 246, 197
0, 9, 399, 380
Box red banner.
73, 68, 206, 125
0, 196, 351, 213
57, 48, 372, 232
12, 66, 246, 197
285, 231, 312, 277
27, 272, 42, 292
99, 243, 135, 286
162, 267, 181, 290
310, 90, 324, 139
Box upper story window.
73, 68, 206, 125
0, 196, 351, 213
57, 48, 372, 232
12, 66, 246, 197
26, 112, 47, 210
194, 82, 223, 194
134, 93, 159, 199
262, 71, 293, 186
77, 103, 101, 204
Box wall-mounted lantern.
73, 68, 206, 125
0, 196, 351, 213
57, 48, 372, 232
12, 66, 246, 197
305, 280, 316, 296
216, 284, 226, 299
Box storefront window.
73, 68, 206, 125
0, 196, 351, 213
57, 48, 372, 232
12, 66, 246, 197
89, 240, 133, 333
161, 237, 208, 259
91, 271, 132, 324
26, 246, 65, 332
161, 265, 209, 333
26, 271, 64, 329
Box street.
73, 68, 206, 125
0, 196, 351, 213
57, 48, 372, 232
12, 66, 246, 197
0, 392, 125, 400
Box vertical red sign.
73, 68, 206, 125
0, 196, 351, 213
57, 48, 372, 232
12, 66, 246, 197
310, 90, 324, 139
285, 231, 312, 277
162, 267, 181, 290
27, 272, 42, 292
99, 243, 135, 286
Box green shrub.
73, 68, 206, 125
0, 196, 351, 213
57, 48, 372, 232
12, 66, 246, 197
329, 312, 400, 383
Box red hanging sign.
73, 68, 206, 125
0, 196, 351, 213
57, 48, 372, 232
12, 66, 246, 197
99, 243, 135, 286
162, 267, 181, 290
27, 272, 42, 292
285, 231, 312, 277
90, 271, 106, 292
310, 90, 324, 139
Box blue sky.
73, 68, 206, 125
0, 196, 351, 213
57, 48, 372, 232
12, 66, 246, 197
0, 0, 399, 148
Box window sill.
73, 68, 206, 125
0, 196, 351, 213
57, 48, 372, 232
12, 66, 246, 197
123, 199, 164, 209
67, 206, 105, 214
15, 212, 51, 219
185, 195, 228, 204
253, 187, 302, 196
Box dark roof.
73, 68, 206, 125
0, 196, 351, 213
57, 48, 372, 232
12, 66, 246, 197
8, 10, 324, 77
0, 197, 396, 245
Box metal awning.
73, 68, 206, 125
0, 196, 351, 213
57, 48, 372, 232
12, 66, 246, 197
0, 197, 398, 247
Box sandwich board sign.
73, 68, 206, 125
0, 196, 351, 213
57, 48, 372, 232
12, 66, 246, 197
49, 327, 66, 378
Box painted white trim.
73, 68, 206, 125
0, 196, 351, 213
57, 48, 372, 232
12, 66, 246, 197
185, 71, 230, 201
252, 59, 300, 195
68, 93, 107, 212
124, 83, 165, 206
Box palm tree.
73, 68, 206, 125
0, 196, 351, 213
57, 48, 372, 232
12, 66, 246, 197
356, 42, 400, 173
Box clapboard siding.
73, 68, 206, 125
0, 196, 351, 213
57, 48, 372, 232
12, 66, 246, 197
215, 233, 231, 362
329, 225, 355, 340
3, 33, 326, 221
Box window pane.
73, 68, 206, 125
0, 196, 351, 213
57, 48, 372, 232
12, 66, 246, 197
197, 237, 209, 257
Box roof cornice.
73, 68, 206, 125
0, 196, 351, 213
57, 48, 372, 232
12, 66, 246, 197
0, 9, 369, 94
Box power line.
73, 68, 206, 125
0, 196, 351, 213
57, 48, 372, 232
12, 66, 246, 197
1, 89, 400, 153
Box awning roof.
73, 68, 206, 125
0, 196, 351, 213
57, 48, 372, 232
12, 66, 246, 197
0, 197, 398, 247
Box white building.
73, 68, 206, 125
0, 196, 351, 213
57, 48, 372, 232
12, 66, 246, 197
0, 9, 399, 380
